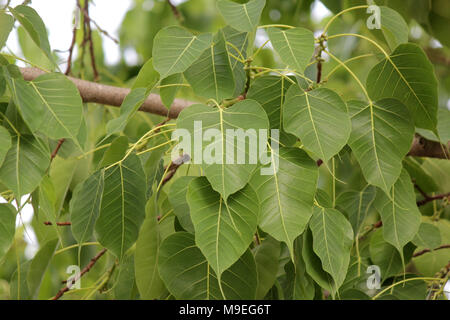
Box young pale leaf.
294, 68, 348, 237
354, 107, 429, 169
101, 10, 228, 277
0, 12, 14, 50
168, 176, 196, 233
95, 154, 147, 259
335, 185, 377, 234
347, 99, 414, 194
366, 43, 438, 131
187, 177, 259, 278
70, 171, 104, 244
412, 222, 441, 249
253, 236, 281, 299
267, 27, 314, 73
374, 169, 421, 258
184, 30, 235, 102
0, 135, 49, 198
283, 86, 351, 162
160, 73, 183, 108
217, 0, 266, 32
0, 126, 11, 167
309, 207, 354, 291
135, 196, 166, 300
250, 147, 318, 258
27, 238, 58, 298
176, 99, 269, 200
246, 75, 296, 145
153, 26, 213, 77
0, 203, 16, 260
9, 5, 56, 66
158, 232, 257, 299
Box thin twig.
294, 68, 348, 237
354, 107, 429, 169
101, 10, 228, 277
44, 221, 72, 226
415, 184, 450, 207
167, 0, 183, 22
413, 244, 450, 258
50, 138, 66, 162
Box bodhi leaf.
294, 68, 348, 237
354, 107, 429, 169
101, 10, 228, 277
283, 86, 351, 162
335, 185, 377, 234
412, 222, 441, 250
347, 99, 414, 194
0, 203, 16, 260
160, 73, 183, 109
176, 99, 269, 200
152, 26, 213, 77
99, 136, 129, 169
135, 196, 166, 300
0, 135, 50, 198
217, 0, 265, 32
377, 6, 409, 50
366, 43, 438, 131
0, 12, 14, 50
267, 27, 315, 73
70, 171, 104, 244
27, 238, 58, 298
309, 206, 354, 291
168, 176, 196, 233
253, 236, 281, 299
374, 169, 421, 258
95, 154, 147, 259
0, 126, 11, 167
184, 30, 235, 102
250, 147, 318, 258
158, 232, 257, 300
186, 177, 259, 278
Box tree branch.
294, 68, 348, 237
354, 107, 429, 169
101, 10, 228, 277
19, 67, 450, 159
413, 244, 450, 258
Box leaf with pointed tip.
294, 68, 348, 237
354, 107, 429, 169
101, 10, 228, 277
0, 12, 14, 50
0, 126, 11, 167
283, 86, 351, 161
187, 177, 258, 278
250, 147, 318, 258
0, 203, 16, 260
366, 43, 438, 131
253, 236, 281, 299
222, 26, 248, 96
335, 185, 377, 234
135, 196, 166, 300
70, 171, 104, 244
268, 27, 314, 73
176, 99, 269, 199
412, 222, 441, 249
309, 207, 354, 291
27, 238, 58, 298
184, 30, 235, 102
168, 176, 196, 233
370, 7, 409, 51
95, 154, 147, 259
153, 26, 213, 77
158, 232, 257, 299
347, 99, 414, 194
374, 169, 421, 258
217, 0, 266, 32
0, 135, 49, 198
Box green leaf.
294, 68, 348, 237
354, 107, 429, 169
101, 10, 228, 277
153, 26, 213, 77
283, 86, 351, 161
0, 126, 11, 167
114, 253, 137, 300
187, 176, 259, 277
335, 185, 377, 234
412, 222, 441, 249
70, 171, 104, 244
250, 147, 318, 258
373, 7, 409, 50
168, 176, 195, 233
267, 27, 314, 73
374, 169, 421, 258
0, 12, 14, 50
99, 136, 129, 169
0, 203, 16, 260
132, 58, 160, 90
160, 73, 183, 108
184, 30, 235, 102
26, 238, 58, 298
253, 236, 281, 299
369, 228, 415, 280
217, 0, 266, 32
10, 261, 31, 300
246, 75, 296, 145
366, 43, 438, 131
135, 196, 166, 300
176, 99, 269, 199
158, 232, 257, 299
0, 135, 50, 197
347, 99, 414, 193
95, 154, 147, 259
309, 206, 354, 291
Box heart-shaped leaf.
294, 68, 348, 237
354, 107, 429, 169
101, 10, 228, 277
217, 0, 266, 32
